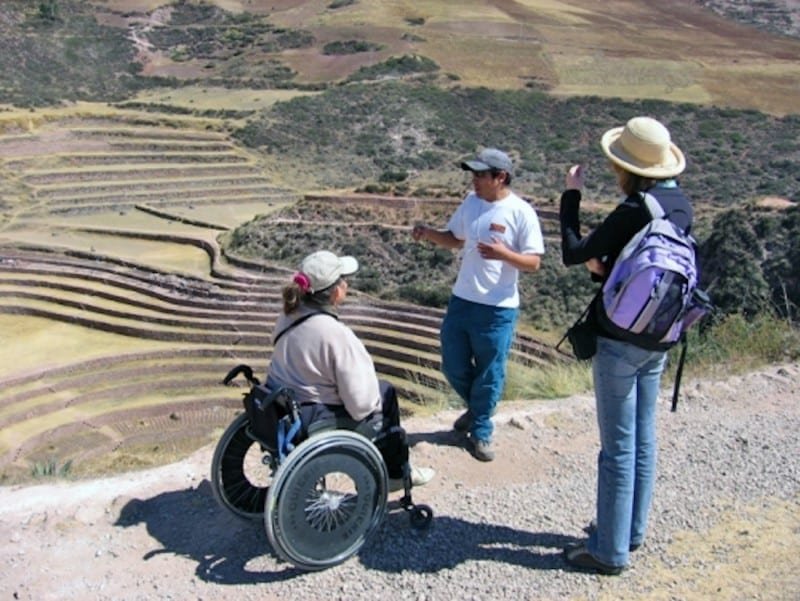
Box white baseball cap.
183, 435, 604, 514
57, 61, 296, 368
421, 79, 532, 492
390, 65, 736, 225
299, 250, 359, 292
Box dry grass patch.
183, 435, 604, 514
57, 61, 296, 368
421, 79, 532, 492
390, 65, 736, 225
46, 208, 225, 234
549, 55, 712, 105
0, 316, 182, 380
606, 498, 800, 601
424, 34, 552, 89
702, 62, 800, 117
0, 103, 225, 135
98, 0, 169, 11
156, 200, 294, 229
131, 86, 321, 112
2, 228, 213, 278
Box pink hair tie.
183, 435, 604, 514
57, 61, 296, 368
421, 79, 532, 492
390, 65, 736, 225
293, 272, 312, 293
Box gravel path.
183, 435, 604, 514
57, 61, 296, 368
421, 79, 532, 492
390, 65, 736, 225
1, 362, 798, 600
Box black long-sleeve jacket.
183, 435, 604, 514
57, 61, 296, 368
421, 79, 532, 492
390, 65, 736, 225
559, 185, 694, 339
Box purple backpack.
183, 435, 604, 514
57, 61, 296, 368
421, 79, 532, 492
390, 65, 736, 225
598, 193, 711, 351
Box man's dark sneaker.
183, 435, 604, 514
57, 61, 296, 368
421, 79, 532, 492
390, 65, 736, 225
583, 520, 641, 552
453, 410, 472, 432
470, 438, 495, 462
563, 545, 624, 576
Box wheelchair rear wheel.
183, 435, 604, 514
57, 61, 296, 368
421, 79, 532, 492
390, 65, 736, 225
210, 413, 274, 520
265, 430, 388, 570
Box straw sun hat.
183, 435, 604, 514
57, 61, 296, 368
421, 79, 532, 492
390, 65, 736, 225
601, 116, 686, 179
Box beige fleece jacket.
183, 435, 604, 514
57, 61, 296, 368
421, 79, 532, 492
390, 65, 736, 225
267, 304, 381, 421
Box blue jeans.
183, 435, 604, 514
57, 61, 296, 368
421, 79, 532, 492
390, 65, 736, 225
439, 295, 518, 442
588, 336, 667, 567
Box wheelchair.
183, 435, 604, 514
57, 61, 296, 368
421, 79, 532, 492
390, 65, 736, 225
211, 364, 433, 571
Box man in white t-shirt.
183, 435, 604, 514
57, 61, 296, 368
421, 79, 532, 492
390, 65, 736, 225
412, 148, 544, 461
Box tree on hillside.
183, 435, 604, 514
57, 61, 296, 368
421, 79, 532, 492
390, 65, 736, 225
700, 210, 770, 319
762, 206, 800, 323
37, 0, 58, 21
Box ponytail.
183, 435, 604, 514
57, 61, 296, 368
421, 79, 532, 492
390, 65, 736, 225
282, 282, 304, 314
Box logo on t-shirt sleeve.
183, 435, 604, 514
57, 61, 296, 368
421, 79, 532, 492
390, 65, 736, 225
489, 223, 506, 233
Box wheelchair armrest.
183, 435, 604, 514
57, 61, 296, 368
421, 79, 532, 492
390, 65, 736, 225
269, 387, 300, 422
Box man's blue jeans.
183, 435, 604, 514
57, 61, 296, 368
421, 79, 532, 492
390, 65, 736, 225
439, 295, 518, 443
588, 336, 667, 567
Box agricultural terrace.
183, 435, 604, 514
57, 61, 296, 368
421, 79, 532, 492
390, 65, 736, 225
0, 109, 564, 482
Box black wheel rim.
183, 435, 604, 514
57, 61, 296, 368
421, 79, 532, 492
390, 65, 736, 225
211, 414, 272, 520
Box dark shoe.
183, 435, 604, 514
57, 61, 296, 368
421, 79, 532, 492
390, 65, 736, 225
583, 520, 641, 552
470, 438, 495, 462
563, 545, 624, 576
453, 410, 472, 432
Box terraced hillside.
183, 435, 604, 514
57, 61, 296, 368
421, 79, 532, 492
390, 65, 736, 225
0, 110, 565, 482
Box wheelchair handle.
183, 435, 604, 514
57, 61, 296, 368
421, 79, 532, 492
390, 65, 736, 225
222, 364, 261, 387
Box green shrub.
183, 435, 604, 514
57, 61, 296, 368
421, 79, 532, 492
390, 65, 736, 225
347, 54, 439, 81
379, 169, 408, 183
37, 0, 58, 22
397, 283, 450, 307
31, 458, 73, 479
676, 312, 800, 377
323, 40, 383, 55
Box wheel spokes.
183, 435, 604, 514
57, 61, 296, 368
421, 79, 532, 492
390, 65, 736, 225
304, 488, 358, 531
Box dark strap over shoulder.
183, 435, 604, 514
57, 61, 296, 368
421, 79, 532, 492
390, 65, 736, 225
273, 310, 338, 345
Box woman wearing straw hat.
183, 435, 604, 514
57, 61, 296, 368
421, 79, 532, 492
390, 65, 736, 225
559, 117, 693, 575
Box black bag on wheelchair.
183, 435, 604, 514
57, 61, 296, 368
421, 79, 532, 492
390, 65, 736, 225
242, 383, 293, 449
224, 364, 301, 453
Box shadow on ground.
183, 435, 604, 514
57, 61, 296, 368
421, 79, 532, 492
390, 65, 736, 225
114, 480, 578, 584
407, 427, 469, 450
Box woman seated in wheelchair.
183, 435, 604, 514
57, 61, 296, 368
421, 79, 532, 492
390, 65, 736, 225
265, 249, 435, 491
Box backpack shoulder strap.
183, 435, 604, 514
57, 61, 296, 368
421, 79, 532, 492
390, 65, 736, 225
273, 310, 338, 345
641, 192, 665, 220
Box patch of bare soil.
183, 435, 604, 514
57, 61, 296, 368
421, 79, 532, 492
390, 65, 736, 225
0, 362, 798, 600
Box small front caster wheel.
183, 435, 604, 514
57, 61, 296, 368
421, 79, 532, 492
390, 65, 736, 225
409, 504, 433, 530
